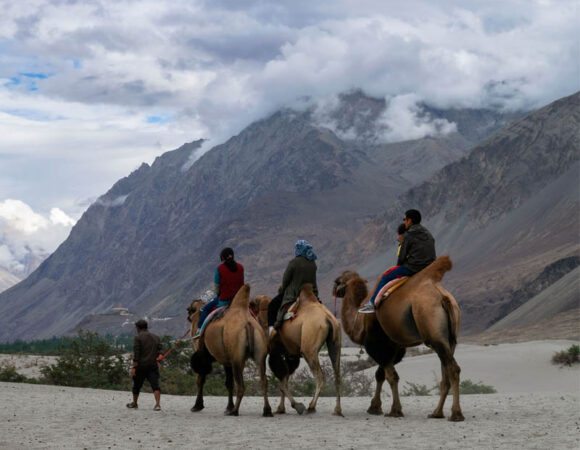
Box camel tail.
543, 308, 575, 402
246, 323, 255, 360
422, 255, 452, 282
325, 317, 341, 364
441, 296, 458, 349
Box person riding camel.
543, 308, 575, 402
267, 240, 319, 334
193, 247, 244, 339
359, 209, 436, 313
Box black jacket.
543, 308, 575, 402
397, 224, 436, 273
133, 330, 162, 367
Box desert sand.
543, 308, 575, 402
1, 340, 579, 449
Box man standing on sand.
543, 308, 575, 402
126, 319, 163, 411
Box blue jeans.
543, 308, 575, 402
369, 266, 413, 305
197, 297, 231, 329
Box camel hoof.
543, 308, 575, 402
428, 412, 445, 419
191, 404, 204, 412
307, 407, 316, 414
332, 409, 344, 417
263, 408, 274, 418
294, 403, 306, 415
275, 408, 286, 415
449, 413, 465, 422
367, 407, 383, 415
226, 410, 239, 416
385, 411, 404, 418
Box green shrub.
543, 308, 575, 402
552, 345, 580, 366
459, 379, 496, 394
40, 330, 130, 390
0, 365, 34, 383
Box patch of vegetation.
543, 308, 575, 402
459, 379, 496, 394
40, 330, 130, 390
402, 381, 434, 396
0, 335, 134, 355
551, 345, 580, 366
0, 365, 37, 383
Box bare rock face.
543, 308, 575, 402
0, 91, 575, 341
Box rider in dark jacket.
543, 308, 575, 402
397, 222, 436, 273
359, 209, 435, 313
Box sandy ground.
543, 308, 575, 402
1, 340, 579, 449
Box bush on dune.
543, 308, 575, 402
551, 345, 580, 366
40, 330, 129, 390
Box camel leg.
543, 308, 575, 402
228, 363, 245, 416
303, 351, 325, 413
258, 355, 273, 417
327, 335, 343, 417
428, 343, 463, 421
367, 367, 385, 415
447, 356, 464, 422
384, 365, 404, 417
278, 375, 305, 415
224, 365, 235, 414
275, 390, 286, 414
429, 361, 449, 419
191, 373, 206, 412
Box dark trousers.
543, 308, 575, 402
132, 365, 160, 394
267, 293, 283, 327
197, 297, 220, 329
369, 266, 414, 305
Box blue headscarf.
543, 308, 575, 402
295, 240, 317, 261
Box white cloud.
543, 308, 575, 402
0, 0, 577, 216
0, 199, 76, 277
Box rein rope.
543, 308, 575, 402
157, 326, 193, 362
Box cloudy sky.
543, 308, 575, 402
0, 0, 578, 267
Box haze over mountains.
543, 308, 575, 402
0, 91, 577, 342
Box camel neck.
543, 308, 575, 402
340, 279, 368, 345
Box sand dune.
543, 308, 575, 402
0, 340, 578, 449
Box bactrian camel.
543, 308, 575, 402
251, 284, 343, 416
186, 284, 273, 417
333, 256, 464, 421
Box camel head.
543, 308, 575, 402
250, 295, 271, 314
333, 270, 360, 297
186, 299, 205, 324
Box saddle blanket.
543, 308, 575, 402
374, 276, 409, 307
199, 306, 228, 336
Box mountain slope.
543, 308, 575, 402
0, 93, 530, 341
348, 91, 579, 335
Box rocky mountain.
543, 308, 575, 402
349, 91, 579, 335
0, 90, 565, 342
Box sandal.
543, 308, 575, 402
126, 402, 138, 409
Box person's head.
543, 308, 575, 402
135, 319, 148, 331
397, 223, 407, 244
295, 239, 317, 261
404, 209, 422, 229
220, 247, 234, 262
220, 247, 238, 272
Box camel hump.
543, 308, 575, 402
420, 255, 453, 282
299, 283, 318, 303
231, 284, 251, 308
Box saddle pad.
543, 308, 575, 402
199, 306, 228, 336
375, 277, 409, 307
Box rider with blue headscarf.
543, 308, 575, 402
267, 240, 319, 332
